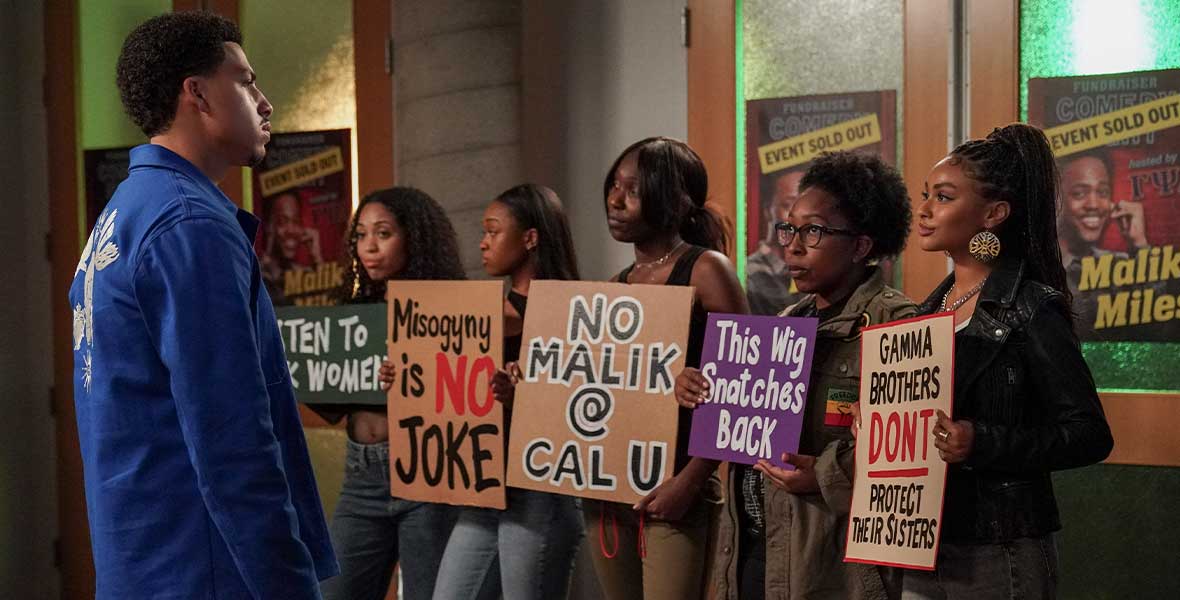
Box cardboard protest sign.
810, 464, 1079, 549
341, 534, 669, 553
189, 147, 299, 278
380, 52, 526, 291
276, 304, 387, 405
386, 281, 506, 509
688, 314, 818, 467
506, 280, 693, 505
845, 313, 954, 570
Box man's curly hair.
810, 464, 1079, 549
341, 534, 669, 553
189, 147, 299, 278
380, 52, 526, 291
798, 150, 912, 260
116, 11, 242, 137
338, 187, 467, 304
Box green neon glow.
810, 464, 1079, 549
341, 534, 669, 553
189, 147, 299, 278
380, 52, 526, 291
1020, 0, 1180, 120
735, 0, 746, 286
1020, 0, 1180, 393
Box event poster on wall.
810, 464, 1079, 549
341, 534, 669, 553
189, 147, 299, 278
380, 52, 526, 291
252, 128, 353, 307
1028, 69, 1180, 342
744, 91, 897, 315
82, 146, 133, 232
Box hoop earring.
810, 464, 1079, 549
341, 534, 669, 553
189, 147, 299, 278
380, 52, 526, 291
968, 230, 1001, 263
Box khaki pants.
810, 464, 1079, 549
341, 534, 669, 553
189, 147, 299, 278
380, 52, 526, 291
583, 498, 710, 600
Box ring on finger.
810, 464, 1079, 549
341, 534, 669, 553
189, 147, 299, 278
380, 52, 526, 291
937, 430, 950, 442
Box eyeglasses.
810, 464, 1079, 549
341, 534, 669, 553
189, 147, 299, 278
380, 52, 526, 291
774, 222, 858, 248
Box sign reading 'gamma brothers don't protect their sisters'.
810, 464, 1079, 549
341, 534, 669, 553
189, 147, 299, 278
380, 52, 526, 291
845, 313, 954, 570
386, 281, 506, 509
506, 281, 693, 505
687, 314, 818, 468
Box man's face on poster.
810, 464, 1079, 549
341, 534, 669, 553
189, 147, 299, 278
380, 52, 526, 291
273, 193, 303, 260
769, 171, 805, 235
1061, 156, 1113, 245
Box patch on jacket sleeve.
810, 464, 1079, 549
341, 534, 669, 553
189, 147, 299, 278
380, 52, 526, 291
824, 387, 857, 426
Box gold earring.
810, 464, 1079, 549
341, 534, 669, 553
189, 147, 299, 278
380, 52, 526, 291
968, 230, 1001, 263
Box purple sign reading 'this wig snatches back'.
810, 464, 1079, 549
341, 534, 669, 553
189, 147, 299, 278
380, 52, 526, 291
688, 313, 818, 468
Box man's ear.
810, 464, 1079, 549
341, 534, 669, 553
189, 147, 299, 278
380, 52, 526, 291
181, 76, 211, 114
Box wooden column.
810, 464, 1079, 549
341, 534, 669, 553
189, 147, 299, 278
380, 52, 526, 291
686, 0, 737, 258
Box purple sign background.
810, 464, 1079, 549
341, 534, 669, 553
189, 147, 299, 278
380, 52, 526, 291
688, 313, 818, 468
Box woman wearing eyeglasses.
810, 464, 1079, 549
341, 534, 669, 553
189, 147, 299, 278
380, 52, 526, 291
676, 151, 916, 600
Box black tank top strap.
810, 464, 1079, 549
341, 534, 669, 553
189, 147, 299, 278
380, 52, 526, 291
616, 264, 635, 283
506, 289, 528, 317
666, 245, 707, 286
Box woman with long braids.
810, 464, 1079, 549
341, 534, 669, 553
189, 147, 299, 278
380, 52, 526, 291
320, 187, 463, 600
902, 123, 1113, 598
587, 137, 749, 600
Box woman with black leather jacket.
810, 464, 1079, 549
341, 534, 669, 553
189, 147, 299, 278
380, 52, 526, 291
902, 123, 1114, 599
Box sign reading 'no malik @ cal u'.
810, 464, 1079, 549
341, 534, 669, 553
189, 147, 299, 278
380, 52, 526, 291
506, 280, 693, 505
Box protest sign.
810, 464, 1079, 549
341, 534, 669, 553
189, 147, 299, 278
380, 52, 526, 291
386, 281, 506, 509
845, 313, 954, 570
276, 304, 386, 405
687, 314, 818, 467
506, 281, 692, 505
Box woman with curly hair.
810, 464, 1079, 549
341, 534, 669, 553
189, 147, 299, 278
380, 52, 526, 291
677, 150, 917, 600
320, 187, 464, 600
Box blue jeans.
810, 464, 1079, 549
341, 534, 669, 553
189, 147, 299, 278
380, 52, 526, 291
900, 535, 1059, 600
321, 441, 456, 600
431, 488, 584, 600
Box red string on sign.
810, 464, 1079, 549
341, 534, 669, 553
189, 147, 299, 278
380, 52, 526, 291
637, 510, 648, 559
598, 502, 619, 559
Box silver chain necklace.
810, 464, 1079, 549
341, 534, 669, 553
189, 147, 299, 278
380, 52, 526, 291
940, 277, 987, 312
633, 240, 684, 270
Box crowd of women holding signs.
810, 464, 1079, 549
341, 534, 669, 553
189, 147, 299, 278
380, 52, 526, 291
307, 124, 1112, 600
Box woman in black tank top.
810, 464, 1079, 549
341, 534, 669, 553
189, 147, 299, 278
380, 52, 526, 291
589, 137, 749, 600
428, 184, 587, 600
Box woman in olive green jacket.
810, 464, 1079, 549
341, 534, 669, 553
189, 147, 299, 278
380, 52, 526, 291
676, 151, 916, 600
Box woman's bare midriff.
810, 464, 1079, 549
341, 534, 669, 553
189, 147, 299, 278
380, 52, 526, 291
347, 409, 389, 444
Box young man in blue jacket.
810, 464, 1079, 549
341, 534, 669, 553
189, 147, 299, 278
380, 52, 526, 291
69, 11, 337, 598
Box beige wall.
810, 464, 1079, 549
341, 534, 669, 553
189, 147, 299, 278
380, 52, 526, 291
522, 0, 688, 282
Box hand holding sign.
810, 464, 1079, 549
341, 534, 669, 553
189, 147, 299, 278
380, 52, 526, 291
675, 367, 710, 409
932, 409, 974, 464
632, 473, 698, 521
755, 452, 818, 494
490, 363, 522, 405
378, 359, 395, 391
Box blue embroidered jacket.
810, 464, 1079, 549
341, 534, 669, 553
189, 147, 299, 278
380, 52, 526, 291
69, 144, 338, 599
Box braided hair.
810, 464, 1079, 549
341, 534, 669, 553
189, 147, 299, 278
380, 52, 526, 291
602, 137, 730, 254
337, 186, 466, 303
949, 123, 1071, 306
